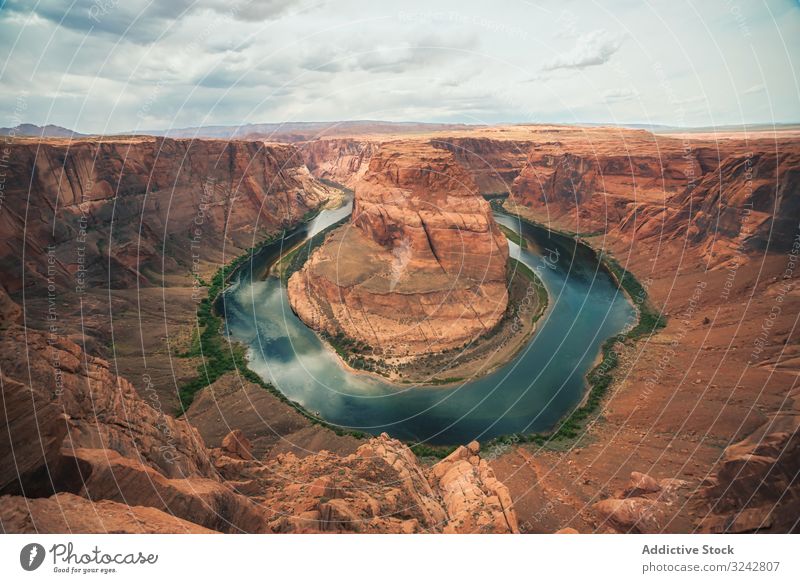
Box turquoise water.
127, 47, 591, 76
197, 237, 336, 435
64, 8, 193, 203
220, 198, 635, 445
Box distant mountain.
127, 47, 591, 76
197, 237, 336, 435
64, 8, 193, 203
0, 123, 85, 138
132, 120, 481, 141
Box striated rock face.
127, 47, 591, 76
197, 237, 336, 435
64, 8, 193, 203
289, 142, 509, 358
61, 448, 267, 533
430, 137, 531, 195
0, 136, 334, 294
669, 149, 800, 254
0, 326, 214, 483
300, 138, 382, 188
0, 374, 67, 496
507, 128, 800, 257
509, 128, 708, 235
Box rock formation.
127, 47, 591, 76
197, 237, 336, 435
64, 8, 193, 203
592, 472, 690, 533
288, 141, 509, 358
253, 434, 518, 533
0, 493, 217, 534
430, 137, 531, 195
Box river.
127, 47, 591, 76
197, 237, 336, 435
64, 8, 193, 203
219, 195, 635, 445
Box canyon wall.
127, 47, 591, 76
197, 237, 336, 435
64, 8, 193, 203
288, 141, 509, 358
429, 137, 531, 194
507, 129, 800, 256
300, 138, 382, 189
300, 135, 531, 195
0, 137, 334, 295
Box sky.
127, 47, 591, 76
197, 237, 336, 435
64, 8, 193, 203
0, 0, 798, 133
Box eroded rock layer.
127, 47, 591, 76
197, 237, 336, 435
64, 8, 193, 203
0, 136, 334, 294
288, 142, 509, 357
0, 312, 518, 533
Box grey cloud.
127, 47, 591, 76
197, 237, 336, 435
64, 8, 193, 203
3, 0, 294, 43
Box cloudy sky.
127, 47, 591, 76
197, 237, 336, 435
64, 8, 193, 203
1, 0, 798, 133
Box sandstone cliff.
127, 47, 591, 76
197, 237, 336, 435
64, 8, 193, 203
0, 136, 334, 295
506, 127, 800, 257
699, 404, 800, 533
430, 137, 531, 195
288, 141, 509, 359
300, 138, 382, 188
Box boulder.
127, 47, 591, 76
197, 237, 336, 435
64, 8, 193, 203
221, 429, 254, 460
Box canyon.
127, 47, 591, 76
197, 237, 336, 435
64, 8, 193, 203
1, 124, 798, 533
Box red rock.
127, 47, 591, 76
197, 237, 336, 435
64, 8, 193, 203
62, 448, 266, 533
0, 136, 335, 294
627, 471, 661, 495
0, 493, 217, 533
593, 498, 663, 533
0, 375, 68, 496
221, 429, 254, 460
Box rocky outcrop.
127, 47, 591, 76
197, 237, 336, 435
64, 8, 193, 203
699, 408, 800, 533
260, 434, 518, 533
221, 429, 254, 460
0, 375, 67, 496
61, 448, 266, 533
430, 441, 519, 533
0, 325, 270, 533
0, 326, 214, 480
288, 142, 509, 358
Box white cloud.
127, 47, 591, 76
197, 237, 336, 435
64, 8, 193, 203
543, 30, 624, 71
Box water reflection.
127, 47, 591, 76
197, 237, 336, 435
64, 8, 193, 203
221, 199, 635, 445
